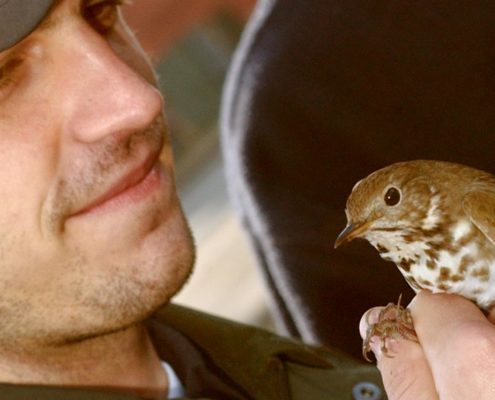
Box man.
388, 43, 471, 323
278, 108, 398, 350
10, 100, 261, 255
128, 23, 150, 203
0, 1, 385, 399
0, 0, 194, 396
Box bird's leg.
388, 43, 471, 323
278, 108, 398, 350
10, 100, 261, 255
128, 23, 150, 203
362, 294, 418, 362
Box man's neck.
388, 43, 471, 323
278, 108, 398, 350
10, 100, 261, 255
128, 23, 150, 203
0, 324, 168, 399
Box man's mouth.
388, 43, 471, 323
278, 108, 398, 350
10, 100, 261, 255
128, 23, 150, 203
72, 149, 162, 217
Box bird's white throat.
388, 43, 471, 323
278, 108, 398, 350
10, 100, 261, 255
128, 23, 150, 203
367, 219, 495, 310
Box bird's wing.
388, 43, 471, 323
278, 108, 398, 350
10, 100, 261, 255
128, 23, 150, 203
462, 190, 495, 247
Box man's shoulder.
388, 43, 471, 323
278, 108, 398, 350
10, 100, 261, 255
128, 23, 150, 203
148, 303, 384, 400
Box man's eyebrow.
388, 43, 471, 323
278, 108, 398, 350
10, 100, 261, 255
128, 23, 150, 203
35, 0, 130, 33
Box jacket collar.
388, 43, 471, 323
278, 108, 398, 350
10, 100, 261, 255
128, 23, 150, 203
147, 303, 337, 400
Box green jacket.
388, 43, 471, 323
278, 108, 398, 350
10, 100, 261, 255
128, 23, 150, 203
0, 304, 384, 399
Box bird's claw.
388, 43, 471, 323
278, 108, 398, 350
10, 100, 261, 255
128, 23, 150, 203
362, 294, 418, 362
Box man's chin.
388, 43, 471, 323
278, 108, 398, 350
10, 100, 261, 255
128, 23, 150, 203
117, 218, 195, 326
43, 201, 196, 347
61, 255, 194, 347
110, 239, 195, 330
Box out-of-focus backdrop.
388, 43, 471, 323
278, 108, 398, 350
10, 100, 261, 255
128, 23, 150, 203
122, 0, 275, 330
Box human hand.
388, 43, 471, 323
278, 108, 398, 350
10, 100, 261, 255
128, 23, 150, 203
359, 291, 495, 400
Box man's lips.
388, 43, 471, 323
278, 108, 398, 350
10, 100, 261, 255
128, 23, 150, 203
72, 150, 161, 216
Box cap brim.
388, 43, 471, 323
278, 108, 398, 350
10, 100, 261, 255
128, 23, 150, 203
0, 0, 55, 52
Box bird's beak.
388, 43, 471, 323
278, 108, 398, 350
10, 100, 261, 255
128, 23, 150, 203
334, 221, 371, 248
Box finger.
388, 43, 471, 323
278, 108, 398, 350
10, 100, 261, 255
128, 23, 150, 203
360, 307, 439, 400
410, 291, 495, 399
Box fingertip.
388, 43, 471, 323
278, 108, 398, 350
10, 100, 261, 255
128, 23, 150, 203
408, 289, 432, 309
359, 307, 384, 339
409, 290, 483, 323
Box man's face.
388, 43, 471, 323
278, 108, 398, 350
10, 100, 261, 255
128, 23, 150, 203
0, 0, 194, 347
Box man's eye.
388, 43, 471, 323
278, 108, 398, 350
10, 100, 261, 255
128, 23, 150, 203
83, 1, 125, 34
0, 58, 23, 100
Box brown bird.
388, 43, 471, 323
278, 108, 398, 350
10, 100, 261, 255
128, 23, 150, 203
335, 160, 495, 358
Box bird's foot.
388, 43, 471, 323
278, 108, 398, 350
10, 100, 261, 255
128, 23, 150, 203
362, 294, 418, 362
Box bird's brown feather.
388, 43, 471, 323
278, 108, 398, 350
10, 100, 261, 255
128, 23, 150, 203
463, 190, 495, 247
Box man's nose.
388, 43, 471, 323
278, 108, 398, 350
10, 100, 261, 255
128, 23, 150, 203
57, 22, 163, 143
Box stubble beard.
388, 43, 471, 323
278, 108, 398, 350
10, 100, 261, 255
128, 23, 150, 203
0, 116, 196, 351
0, 211, 195, 355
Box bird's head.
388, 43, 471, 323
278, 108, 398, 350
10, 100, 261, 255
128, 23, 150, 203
335, 161, 441, 250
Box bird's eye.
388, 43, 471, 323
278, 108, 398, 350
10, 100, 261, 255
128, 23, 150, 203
384, 187, 401, 206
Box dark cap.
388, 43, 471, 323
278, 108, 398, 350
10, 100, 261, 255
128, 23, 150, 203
0, 0, 54, 52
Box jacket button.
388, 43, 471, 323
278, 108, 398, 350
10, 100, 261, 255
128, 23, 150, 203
352, 381, 382, 400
